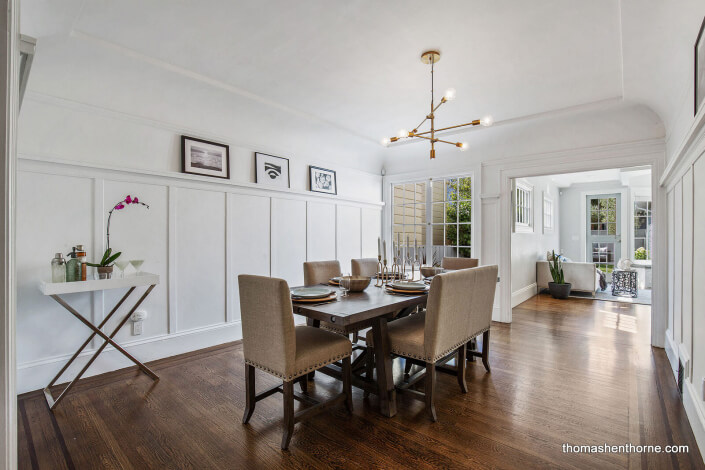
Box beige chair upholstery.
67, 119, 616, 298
239, 274, 351, 381
441, 257, 479, 270
351, 258, 378, 277
304, 260, 341, 285
239, 274, 353, 449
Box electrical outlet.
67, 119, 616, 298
132, 320, 143, 336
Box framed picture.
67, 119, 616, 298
696, 16, 705, 115
309, 166, 337, 195
255, 152, 290, 188
181, 135, 230, 179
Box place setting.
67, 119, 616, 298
290, 286, 338, 304
384, 280, 430, 296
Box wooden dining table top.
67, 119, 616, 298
291, 284, 428, 327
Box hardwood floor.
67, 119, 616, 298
18, 295, 704, 469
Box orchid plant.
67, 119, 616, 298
89, 195, 149, 268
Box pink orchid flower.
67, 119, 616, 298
125, 195, 132, 204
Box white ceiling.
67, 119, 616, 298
550, 167, 651, 188
19, 0, 657, 172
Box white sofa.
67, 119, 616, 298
536, 261, 600, 296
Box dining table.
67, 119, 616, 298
292, 283, 428, 418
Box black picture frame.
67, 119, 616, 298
181, 135, 230, 180
309, 165, 337, 195
254, 152, 291, 188
696, 16, 705, 115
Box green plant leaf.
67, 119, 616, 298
100, 248, 112, 265
104, 251, 122, 266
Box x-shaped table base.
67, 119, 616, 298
43, 284, 160, 410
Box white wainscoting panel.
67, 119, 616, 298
667, 189, 674, 339
271, 198, 307, 286
16, 172, 96, 362
682, 167, 694, 359
673, 181, 683, 344
175, 188, 226, 331
692, 155, 705, 397
361, 207, 382, 258
101, 181, 169, 343
336, 205, 361, 273
230, 193, 271, 323
306, 201, 336, 262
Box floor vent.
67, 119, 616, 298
678, 360, 684, 396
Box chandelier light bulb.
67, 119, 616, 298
480, 115, 494, 127
459, 142, 469, 151
398, 129, 408, 138
381, 137, 391, 147
444, 88, 457, 101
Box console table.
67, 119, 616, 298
611, 270, 638, 298
38, 273, 160, 410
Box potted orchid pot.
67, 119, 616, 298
89, 195, 149, 279
548, 250, 571, 299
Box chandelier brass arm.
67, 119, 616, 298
381, 50, 493, 159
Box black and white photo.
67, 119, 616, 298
255, 153, 290, 188
696, 17, 705, 115
181, 135, 230, 179
309, 166, 337, 195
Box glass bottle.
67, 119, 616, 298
76, 244, 87, 281
65, 247, 79, 282
51, 253, 66, 283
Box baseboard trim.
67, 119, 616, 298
17, 321, 243, 394
664, 329, 678, 373
511, 283, 537, 308
683, 378, 705, 462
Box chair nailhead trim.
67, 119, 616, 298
245, 351, 352, 381
391, 326, 490, 362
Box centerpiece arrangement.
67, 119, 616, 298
89, 195, 149, 279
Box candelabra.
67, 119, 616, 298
375, 255, 389, 287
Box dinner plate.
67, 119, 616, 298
390, 281, 427, 290
292, 292, 337, 303
291, 287, 334, 299
384, 286, 429, 295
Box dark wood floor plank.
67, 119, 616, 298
17, 294, 705, 469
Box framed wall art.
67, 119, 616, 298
309, 166, 337, 195
255, 152, 290, 188
181, 135, 230, 179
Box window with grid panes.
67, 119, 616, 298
391, 181, 426, 262
514, 181, 533, 231
633, 199, 652, 260
543, 196, 553, 232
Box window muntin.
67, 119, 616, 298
633, 200, 652, 260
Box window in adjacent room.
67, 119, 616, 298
543, 194, 553, 233
514, 180, 533, 232
633, 198, 652, 260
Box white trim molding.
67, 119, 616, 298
511, 283, 537, 308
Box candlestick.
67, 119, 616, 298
377, 237, 381, 257
383, 240, 386, 260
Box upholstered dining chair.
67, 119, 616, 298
365, 265, 498, 421
303, 260, 342, 286
441, 257, 479, 270
238, 275, 353, 450
351, 258, 378, 277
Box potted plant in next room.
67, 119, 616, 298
548, 250, 572, 299
87, 248, 122, 279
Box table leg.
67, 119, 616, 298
45, 287, 136, 391
45, 285, 159, 410
372, 316, 397, 417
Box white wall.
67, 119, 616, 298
510, 176, 560, 307
15, 99, 383, 394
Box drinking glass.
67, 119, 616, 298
130, 259, 145, 274
340, 273, 351, 297
115, 260, 130, 278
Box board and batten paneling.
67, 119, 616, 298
175, 188, 227, 331
229, 193, 271, 323
673, 181, 683, 344
306, 201, 336, 262
667, 189, 674, 339
271, 198, 307, 286
16, 172, 95, 362
336, 205, 361, 273
682, 168, 693, 359
14, 161, 382, 393
692, 156, 705, 397
361, 207, 382, 258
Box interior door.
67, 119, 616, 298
587, 193, 621, 280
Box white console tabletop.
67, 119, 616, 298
39, 272, 160, 296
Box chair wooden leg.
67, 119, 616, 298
364, 347, 374, 398
281, 381, 295, 450
456, 345, 468, 393
242, 364, 256, 424
467, 338, 476, 362
298, 374, 308, 393
482, 330, 491, 372
342, 356, 353, 414
425, 362, 437, 422
352, 331, 359, 343
404, 359, 413, 375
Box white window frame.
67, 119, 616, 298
514, 180, 534, 233
543, 193, 553, 233
632, 196, 652, 261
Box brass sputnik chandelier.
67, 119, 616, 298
382, 50, 493, 159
